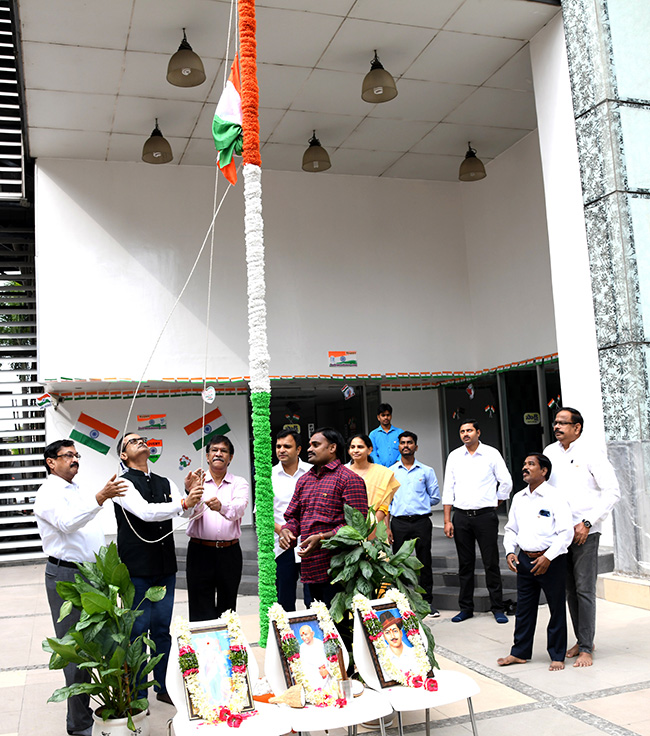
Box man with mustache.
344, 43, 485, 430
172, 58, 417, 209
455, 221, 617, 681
279, 427, 367, 607
35, 439, 127, 736
497, 453, 574, 672
543, 407, 620, 667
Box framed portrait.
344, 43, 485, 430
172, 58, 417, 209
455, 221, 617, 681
357, 601, 434, 688
180, 622, 255, 720
272, 612, 345, 691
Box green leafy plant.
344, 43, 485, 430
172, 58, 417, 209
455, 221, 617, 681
42, 542, 166, 729
323, 505, 437, 667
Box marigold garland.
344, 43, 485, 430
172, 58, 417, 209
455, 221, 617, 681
173, 613, 257, 727
353, 589, 437, 691
269, 603, 347, 708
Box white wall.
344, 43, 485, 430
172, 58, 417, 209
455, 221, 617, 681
45, 393, 253, 531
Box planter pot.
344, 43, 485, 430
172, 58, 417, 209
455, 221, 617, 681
92, 709, 150, 736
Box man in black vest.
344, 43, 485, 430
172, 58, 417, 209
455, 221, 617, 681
115, 432, 203, 704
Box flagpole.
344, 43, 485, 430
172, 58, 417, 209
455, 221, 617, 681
237, 0, 276, 646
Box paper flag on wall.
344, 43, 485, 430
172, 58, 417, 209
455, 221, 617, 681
147, 438, 163, 463
183, 406, 231, 451
36, 393, 53, 409
138, 414, 167, 431
70, 412, 119, 455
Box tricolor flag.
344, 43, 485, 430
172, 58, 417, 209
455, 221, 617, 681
70, 412, 119, 455
36, 393, 53, 408
147, 438, 163, 463
212, 54, 242, 186
183, 407, 231, 451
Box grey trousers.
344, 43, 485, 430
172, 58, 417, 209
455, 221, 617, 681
45, 560, 93, 734
566, 532, 600, 653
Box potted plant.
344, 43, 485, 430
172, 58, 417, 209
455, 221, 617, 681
43, 542, 166, 735
323, 505, 437, 665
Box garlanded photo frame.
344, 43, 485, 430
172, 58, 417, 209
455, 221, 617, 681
354, 590, 437, 691
175, 616, 255, 724
268, 602, 347, 707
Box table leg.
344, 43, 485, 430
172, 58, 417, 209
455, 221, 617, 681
467, 697, 479, 736
397, 711, 404, 736
425, 708, 431, 736
379, 716, 387, 736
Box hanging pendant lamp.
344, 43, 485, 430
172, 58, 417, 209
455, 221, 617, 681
142, 119, 173, 164
302, 131, 331, 172
458, 142, 486, 181
167, 28, 206, 87
361, 50, 398, 103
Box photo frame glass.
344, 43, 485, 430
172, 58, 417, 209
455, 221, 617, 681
180, 622, 255, 720
359, 601, 434, 688
273, 612, 345, 690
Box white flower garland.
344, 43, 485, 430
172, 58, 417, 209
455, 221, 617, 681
172, 613, 256, 727
268, 602, 346, 707
353, 589, 437, 690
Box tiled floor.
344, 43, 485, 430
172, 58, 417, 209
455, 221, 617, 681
2, 563, 649, 736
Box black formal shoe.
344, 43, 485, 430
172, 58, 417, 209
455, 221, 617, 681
428, 606, 441, 618
156, 691, 174, 705
451, 610, 473, 623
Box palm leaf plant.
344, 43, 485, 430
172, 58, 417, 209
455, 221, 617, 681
323, 505, 437, 666
42, 542, 166, 730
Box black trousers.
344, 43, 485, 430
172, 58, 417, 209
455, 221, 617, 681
452, 508, 504, 613
511, 552, 567, 662
391, 515, 433, 603
186, 541, 243, 621
275, 548, 312, 612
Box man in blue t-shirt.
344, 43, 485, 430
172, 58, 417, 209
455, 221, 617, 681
369, 403, 403, 467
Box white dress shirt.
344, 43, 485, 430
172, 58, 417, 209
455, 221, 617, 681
117, 474, 189, 521
272, 459, 311, 558
503, 481, 574, 561
543, 436, 620, 534
34, 474, 105, 562
442, 442, 513, 509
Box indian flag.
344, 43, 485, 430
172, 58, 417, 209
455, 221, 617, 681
184, 407, 231, 451
212, 54, 242, 186
147, 438, 163, 464
70, 412, 119, 456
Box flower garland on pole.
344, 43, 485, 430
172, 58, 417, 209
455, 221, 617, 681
268, 603, 347, 707
173, 613, 257, 727
353, 589, 437, 691
237, 0, 276, 646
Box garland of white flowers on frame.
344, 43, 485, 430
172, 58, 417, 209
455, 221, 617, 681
173, 613, 257, 727
268, 602, 347, 708
353, 589, 438, 691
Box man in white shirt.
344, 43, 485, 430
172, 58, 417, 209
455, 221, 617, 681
443, 419, 512, 623
272, 429, 311, 611
35, 439, 127, 736
543, 407, 620, 668
498, 453, 574, 672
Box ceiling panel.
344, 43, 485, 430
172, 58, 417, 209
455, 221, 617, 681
446, 86, 537, 129
268, 109, 364, 148
348, 0, 465, 29
375, 79, 476, 122
29, 129, 110, 159
444, 0, 560, 39
412, 121, 531, 157
484, 45, 534, 92
111, 96, 204, 138
382, 151, 462, 181
340, 117, 434, 153
26, 90, 116, 132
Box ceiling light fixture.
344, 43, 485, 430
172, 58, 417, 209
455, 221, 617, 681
302, 131, 331, 172
361, 50, 398, 103
458, 142, 486, 181
142, 119, 173, 164
167, 28, 206, 87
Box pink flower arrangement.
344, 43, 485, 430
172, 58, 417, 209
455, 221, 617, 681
182, 667, 199, 678
227, 714, 243, 728
362, 612, 377, 621
369, 632, 383, 641
232, 665, 246, 674
179, 645, 193, 656
409, 674, 424, 688
287, 652, 299, 662
335, 698, 347, 708
406, 628, 419, 638
424, 677, 438, 692
282, 632, 296, 641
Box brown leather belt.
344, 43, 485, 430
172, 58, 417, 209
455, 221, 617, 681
190, 538, 239, 549
522, 549, 547, 559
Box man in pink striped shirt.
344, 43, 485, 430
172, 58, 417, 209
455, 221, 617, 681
185, 435, 250, 620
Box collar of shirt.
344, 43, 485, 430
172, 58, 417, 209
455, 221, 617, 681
394, 458, 423, 473
461, 441, 486, 457
273, 459, 311, 479
308, 458, 341, 477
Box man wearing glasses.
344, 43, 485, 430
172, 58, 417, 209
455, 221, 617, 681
116, 432, 204, 703
544, 407, 620, 668
35, 439, 128, 736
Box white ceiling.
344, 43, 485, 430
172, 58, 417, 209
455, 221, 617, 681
17, 0, 560, 181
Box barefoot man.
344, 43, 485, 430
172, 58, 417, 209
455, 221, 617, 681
498, 453, 574, 672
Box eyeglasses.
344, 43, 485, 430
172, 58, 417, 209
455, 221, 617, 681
56, 452, 81, 460
552, 421, 575, 427
124, 437, 148, 448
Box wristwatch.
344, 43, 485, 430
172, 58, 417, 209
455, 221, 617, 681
582, 519, 592, 529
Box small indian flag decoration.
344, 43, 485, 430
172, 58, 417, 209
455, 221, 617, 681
183, 406, 231, 451
36, 393, 53, 409
213, 54, 242, 185
147, 438, 163, 463
70, 412, 119, 455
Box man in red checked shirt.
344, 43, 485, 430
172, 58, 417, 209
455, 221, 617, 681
279, 427, 368, 607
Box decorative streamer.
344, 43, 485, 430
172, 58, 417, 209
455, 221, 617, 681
238, 0, 276, 646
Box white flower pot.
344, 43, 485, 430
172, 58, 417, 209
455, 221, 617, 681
92, 709, 150, 736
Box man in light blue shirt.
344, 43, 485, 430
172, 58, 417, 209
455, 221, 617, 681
389, 431, 440, 616
369, 403, 403, 467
